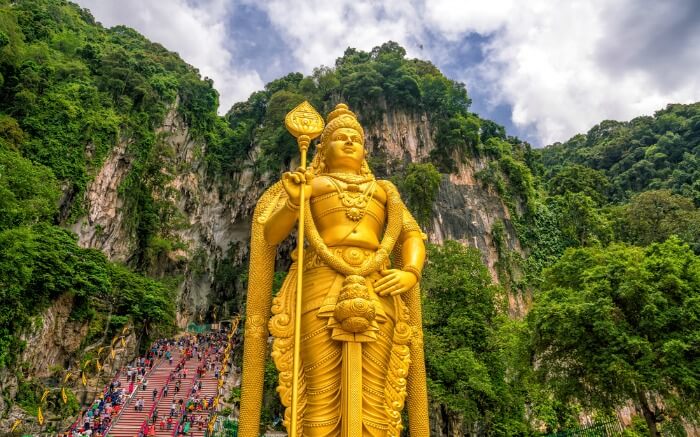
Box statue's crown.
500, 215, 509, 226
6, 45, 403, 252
327, 103, 357, 123
320, 103, 364, 145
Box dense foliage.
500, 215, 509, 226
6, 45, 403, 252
207, 41, 535, 194
0, 0, 193, 422
423, 241, 529, 435
610, 189, 700, 253
524, 103, 700, 436
0, 222, 175, 365
529, 238, 700, 435
0, 0, 219, 266
540, 103, 700, 205
393, 162, 442, 227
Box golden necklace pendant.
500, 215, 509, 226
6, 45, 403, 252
336, 181, 374, 221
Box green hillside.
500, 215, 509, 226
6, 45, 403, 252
540, 103, 700, 204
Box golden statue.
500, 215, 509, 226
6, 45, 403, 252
239, 102, 429, 437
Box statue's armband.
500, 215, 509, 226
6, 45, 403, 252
400, 205, 426, 242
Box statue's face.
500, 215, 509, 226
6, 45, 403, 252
324, 127, 365, 172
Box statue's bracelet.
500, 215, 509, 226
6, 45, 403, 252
402, 265, 422, 283
285, 198, 300, 211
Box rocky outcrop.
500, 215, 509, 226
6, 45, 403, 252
365, 107, 522, 285
0, 294, 88, 423
151, 105, 265, 326
19, 294, 88, 379
365, 107, 434, 164
71, 140, 134, 262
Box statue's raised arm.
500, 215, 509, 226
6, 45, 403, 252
240, 103, 429, 437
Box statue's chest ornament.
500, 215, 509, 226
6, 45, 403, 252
329, 177, 377, 222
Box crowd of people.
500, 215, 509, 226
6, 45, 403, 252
60, 338, 172, 437
139, 330, 234, 437
62, 381, 126, 436
60, 328, 235, 437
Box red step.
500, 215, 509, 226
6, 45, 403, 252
107, 356, 173, 437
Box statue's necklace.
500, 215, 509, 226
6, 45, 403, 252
327, 177, 376, 221
325, 172, 375, 185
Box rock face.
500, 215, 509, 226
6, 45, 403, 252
19, 294, 88, 379
67, 102, 523, 325
0, 294, 88, 423
0, 294, 139, 433
71, 140, 133, 261
365, 107, 522, 283
153, 106, 264, 325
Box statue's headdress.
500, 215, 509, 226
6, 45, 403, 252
309, 103, 371, 175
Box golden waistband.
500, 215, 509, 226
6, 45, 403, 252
304, 245, 388, 271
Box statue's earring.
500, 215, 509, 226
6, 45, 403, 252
361, 159, 371, 175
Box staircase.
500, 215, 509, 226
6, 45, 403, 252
184, 358, 222, 437
152, 353, 201, 437
75, 325, 240, 437
107, 350, 199, 437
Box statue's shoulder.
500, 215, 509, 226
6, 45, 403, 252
254, 181, 285, 224
376, 179, 398, 192
376, 179, 404, 201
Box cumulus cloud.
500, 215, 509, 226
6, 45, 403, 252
256, 0, 700, 145
75, 0, 264, 113
76, 0, 700, 145
424, 0, 514, 38
456, 0, 700, 144
247, 0, 428, 71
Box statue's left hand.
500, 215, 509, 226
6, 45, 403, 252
374, 269, 418, 296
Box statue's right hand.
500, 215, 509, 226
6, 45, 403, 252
281, 169, 312, 206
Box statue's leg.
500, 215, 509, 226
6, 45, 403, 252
300, 272, 342, 436
361, 312, 395, 436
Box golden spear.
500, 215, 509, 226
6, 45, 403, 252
284, 101, 324, 437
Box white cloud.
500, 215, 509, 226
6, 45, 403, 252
75, 0, 264, 113
247, 0, 427, 71
75, 0, 700, 145
420, 0, 700, 145
424, 0, 514, 38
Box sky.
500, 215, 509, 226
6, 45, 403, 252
74, 0, 700, 147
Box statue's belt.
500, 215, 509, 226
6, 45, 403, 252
304, 245, 389, 272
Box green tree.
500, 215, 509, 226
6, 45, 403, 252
528, 238, 700, 436
547, 164, 611, 205
611, 190, 700, 252
0, 224, 109, 366
108, 262, 175, 333
395, 163, 441, 227
540, 102, 700, 204
0, 147, 59, 230
431, 113, 480, 172
548, 192, 612, 247
423, 241, 528, 435
0, 223, 175, 367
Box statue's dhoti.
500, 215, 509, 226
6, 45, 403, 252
271, 246, 409, 437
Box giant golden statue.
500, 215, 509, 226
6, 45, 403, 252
240, 102, 429, 437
